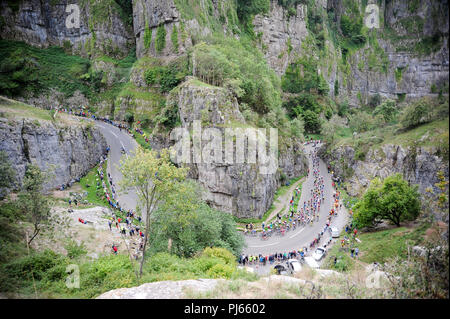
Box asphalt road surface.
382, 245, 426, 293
242, 143, 349, 275
95, 121, 139, 213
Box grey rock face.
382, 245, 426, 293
253, 0, 308, 76
162, 78, 307, 218
96, 278, 223, 299
335, 0, 449, 106
0, 0, 134, 58
133, 0, 193, 59
320, 143, 449, 198
0, 117, 107, 191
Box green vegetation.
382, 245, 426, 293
171, 25, 179, 53
0, 40, 136, 105
143, 21, 152, 50
143, 56, 190, 93
155, 25, 167, 53
18, 165, 52, 245
281, 56, 328, 95
78, 161, 112, 207
149, 180, 244, 257
400, 96, 448, 130
0, 246, 252, 298
324, 223, 429, 272
0, 96, 53, 121
192, 36, 281, 117
353, 174, 421, 228
236, 0, 270, 35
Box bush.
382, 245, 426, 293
207, 263, 234, 279
368, 93, 381, 108
2, 250, 68, 281
202, 247, 236, 266
64, 240, 87, 259
373, 100, 398, 123
400, 98, 432, 129
348, 111, 376, 133
302, 109, 321, 133
155, 25, 166, 53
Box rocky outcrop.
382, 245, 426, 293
335, 0, 449, 106
253, 0, 309, 76
96, 278, 223, 299
0, 117, 107, 191
0, 0, 134, 58
319, 143, 449, 198
161, 78, 307, 218
133, 0, 191, 59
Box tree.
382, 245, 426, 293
302, 109, 321, 133
354, 174, 421, 228
373, 100, 398, 123
149, 180, 244, 257
0, 151, 16, 200
17, 165, 51, 245
118, 147, 188, 277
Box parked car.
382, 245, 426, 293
312, 247, 327, 261
331, 227, 340, 238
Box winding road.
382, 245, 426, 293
94, 120, 348, 273
95, 121, 139, 213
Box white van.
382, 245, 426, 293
331, 227, 340, 238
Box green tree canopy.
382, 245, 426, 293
354, 174, 421, 228
149, 180, 244, 258
119, 147, 188, 277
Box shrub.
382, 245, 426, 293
202, 247, 236, 265
171, 25, 179, 53
206, 263, 234, 279
400, 98, 431, 129
373, 100, 398, 123
348, 111, 376, 133
2, 250, 68, 281
302, 109, 321, 133
368, 93, 381, 108
143, 22, 152, 50
64, 240, 87, 259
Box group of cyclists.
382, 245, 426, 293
241, 138, 346, 267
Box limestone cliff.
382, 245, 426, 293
0, 0, 134, 58
153, 78, 308, 218
0, 115, 107, 191
252, 0, 449, 106
320, 143, 448, 197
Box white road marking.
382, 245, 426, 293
289, 227, 306, 239
248, 241, 280, 248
